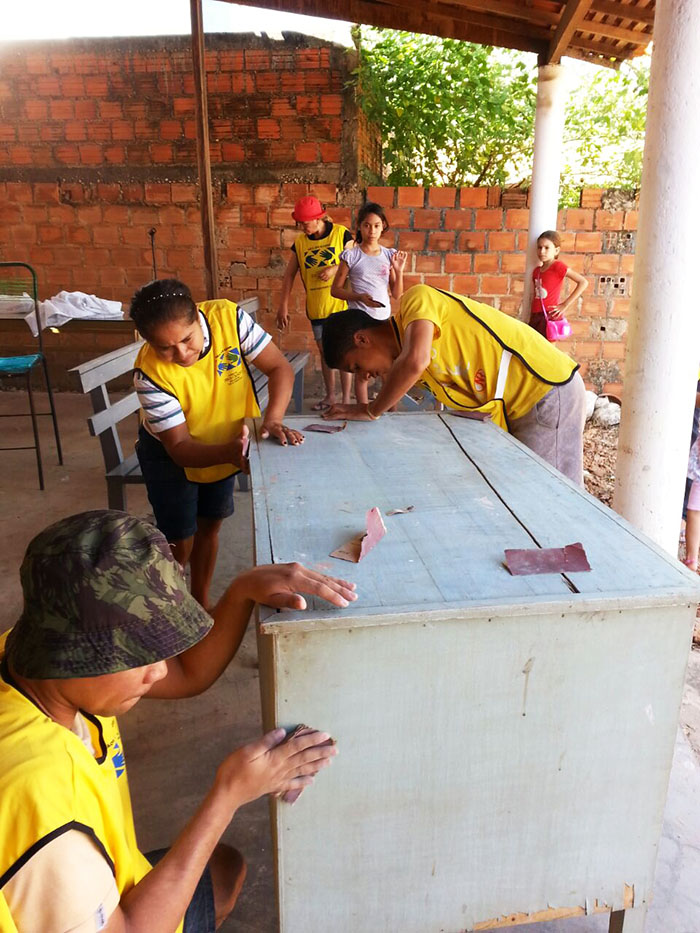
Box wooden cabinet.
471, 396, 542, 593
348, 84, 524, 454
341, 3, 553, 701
250, 413, 699, 933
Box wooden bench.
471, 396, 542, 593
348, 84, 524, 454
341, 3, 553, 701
70, 298, 309, 511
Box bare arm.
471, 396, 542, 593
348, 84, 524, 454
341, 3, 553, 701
330, 259, 384, 309
253, 342, 303, 446
147, 562, 357, 700
103, 730, 337, 933
157, 422, 248, 472
390, 251, 408, 300
556, 268, 588, 318
276, 252, 299, 332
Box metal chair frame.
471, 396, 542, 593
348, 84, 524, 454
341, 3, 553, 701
0, 261, 63, 489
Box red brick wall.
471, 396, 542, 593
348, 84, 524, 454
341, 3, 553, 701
0, 34, 358, 180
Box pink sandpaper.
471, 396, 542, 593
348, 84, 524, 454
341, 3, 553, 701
504, 542, 591, 575
331, 507, 387, 563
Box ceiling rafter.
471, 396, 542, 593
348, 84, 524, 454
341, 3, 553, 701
547, 0, 596, 62
591, 0, 654, 25
214, 0, 654, 68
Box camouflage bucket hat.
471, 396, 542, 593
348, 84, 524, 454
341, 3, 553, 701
6, 510, 213, 679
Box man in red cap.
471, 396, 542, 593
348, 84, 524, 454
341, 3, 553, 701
277, 195, 355, 410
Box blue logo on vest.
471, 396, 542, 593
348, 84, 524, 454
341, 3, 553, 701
305, 246, 337, 269
111, 740, 126, 779
217, 346, 241, 377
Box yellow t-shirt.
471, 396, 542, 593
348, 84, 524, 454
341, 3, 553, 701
394, 285, 579, 429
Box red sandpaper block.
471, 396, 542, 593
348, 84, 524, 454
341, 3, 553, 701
278, 724, 336, 805
504, 542, 591, 575
304, 422, 347, 433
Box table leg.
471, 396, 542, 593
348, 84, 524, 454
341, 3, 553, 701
608, 905, 647, 932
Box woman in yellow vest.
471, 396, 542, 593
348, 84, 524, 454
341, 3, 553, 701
321, 283, 587, 485
276, 195, 354, 410
132, 278, 303, 608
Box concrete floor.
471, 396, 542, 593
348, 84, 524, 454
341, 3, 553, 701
1, 390, 700, 933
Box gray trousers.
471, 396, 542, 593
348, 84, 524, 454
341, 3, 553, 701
509, 371, 586, 486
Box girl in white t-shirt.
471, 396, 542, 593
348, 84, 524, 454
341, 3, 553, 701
331, 202, 407, 402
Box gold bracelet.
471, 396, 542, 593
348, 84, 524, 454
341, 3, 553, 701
366, 403, 381, 421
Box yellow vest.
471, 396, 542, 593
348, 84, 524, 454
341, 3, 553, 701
294, 224, 348, 321
0, 643, 181, 932
394, 285, 579, 430
135, 300, 260, 483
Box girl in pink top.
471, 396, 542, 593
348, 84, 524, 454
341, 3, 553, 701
529, 230, 588, 340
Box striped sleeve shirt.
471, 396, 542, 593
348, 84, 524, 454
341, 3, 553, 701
134, 307, 271, 435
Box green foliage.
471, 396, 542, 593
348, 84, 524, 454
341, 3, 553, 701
356, 29, 536, 187
357, 27, 649, 202
560, 57, 649, 204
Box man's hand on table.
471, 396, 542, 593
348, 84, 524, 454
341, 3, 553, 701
261, 420, 305, 446
323, 403, 374, 421
236, 563, 358, 610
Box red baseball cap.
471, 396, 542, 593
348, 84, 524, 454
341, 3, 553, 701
292, 195, 325, 222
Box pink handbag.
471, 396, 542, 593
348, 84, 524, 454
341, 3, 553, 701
545, 316, 572, 341
535, 268, 572, 342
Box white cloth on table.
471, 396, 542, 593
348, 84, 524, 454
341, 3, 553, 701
25, 291, 123, 336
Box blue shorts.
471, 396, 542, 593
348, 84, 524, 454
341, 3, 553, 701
310, 319, 324, 341
146, 848, 215, 933
136, 426, 235, 542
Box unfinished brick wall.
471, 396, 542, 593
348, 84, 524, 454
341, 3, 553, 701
0, 34, 362, 182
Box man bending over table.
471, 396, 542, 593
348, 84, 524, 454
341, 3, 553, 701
322, 283, 586, 485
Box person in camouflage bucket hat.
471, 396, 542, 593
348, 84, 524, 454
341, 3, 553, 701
6, 509, 213, 679
0, 509, 356, 933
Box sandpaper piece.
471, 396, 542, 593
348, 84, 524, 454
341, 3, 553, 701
331, 507, 387, 563
278, 724, 336, 805
504, 542, 591, 576
449, 410, 492, 422
386, 506, 414, 516
303, 421, 347, 433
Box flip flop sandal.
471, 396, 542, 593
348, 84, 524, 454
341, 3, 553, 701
311, 400, 331, 411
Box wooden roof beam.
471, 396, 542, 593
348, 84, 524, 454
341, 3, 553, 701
438, 0, 557, 28
578, 17, 652, 43
381, 0, 552, 41
220, 0, 549, 55
547, 0, 595, 62
591, 0, 655, 26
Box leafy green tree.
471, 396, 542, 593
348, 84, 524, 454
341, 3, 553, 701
560, 57, 649, 204
355, 29, 536, 187
357, 28, 649, 201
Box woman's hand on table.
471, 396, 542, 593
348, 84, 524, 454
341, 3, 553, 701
237, 563, 358, 610
323, 403, 373, 421
261, 420, 305, 446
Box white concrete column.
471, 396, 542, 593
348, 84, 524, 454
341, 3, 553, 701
613, 0, 700, 553
520, 63, 567, 320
